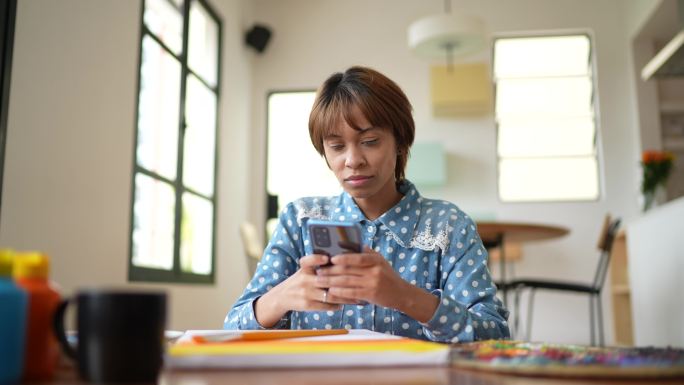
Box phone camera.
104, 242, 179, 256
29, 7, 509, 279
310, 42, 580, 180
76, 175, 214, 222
312, 226, 331, 247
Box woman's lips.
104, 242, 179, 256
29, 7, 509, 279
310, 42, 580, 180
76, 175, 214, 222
345, 175, 372, 187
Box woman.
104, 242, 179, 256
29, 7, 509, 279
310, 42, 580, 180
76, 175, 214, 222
225, 66, 509, 342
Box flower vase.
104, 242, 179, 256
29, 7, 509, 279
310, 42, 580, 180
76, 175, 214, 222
643, 190, 655, 212
642, 185, 667, 212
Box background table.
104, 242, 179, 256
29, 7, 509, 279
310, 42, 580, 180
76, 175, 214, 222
476, 221, 569, 305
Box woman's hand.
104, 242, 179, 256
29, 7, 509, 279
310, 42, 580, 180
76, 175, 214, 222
314, 247, 440, 323
254, 254, 343, 328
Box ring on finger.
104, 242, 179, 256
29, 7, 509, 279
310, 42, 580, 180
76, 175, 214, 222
323, 289, 328, 303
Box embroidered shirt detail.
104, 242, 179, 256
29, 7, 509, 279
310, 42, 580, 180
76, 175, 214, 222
384, 230, 408, 248
294, 201, 329, 225
410, 222, 450, 253
384, 220, 451, 254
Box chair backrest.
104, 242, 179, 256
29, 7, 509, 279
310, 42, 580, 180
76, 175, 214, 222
240, 222, 264, 262
592, 215, 621, 291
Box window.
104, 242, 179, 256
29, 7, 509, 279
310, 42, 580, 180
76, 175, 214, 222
129, 0, 221, 283
266, 91, 340, 229
494, 34, 600, 202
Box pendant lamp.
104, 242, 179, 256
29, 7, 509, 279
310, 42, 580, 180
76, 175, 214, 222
408, 0, 486, 68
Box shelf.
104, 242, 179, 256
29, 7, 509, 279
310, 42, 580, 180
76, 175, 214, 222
610, 229, 633, 346
612, 285, 631, 295
660, 100, 684, 114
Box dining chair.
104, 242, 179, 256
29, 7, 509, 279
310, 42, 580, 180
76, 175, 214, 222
240, 222, 263, 276
507, 215, 621, 346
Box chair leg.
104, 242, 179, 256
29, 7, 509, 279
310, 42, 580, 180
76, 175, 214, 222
597, 294, 604, 347
589, 295, 596, 346
526, 289, 536, 341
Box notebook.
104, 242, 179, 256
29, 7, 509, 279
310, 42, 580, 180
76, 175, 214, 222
166, 329, 450, 369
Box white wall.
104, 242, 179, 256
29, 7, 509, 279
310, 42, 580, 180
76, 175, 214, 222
0, 0, 254, 330
248, 0, 645, 344
623, 0, 661, 38
627, 196, 684, 348
628, 0, 668, 154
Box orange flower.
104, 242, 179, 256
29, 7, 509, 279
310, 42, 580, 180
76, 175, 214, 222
641, 150, 675, 211
642, 150, 674, 165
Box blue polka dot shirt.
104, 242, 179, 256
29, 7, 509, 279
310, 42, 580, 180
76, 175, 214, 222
225, 180, 510, 343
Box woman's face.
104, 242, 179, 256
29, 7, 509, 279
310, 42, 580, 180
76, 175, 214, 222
322, 108, 399, 208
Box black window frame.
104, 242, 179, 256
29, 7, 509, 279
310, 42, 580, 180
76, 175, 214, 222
128, 0, 222, 284
0, 0, 17, 226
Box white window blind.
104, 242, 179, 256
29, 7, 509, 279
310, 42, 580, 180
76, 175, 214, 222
494, 35, 600, 202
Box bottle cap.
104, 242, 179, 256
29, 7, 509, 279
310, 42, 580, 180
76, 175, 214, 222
0, 249, 15, 277
13, 252, 50, 279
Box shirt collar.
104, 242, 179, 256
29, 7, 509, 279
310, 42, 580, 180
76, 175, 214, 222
377, 180, 422, 245
334, 180, 422, 245
330, 192, 366, 222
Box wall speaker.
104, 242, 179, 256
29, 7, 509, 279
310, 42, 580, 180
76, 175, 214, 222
245, 24, 272, 53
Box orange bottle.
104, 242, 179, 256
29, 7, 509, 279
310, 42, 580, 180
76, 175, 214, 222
14, 252, 61, 381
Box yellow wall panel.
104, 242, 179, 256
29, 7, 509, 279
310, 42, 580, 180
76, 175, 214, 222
430, 64, 492, 117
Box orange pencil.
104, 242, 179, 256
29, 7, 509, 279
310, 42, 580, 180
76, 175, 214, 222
192, 329, 348, 344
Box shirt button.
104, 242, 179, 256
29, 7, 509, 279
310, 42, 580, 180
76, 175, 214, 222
367, 226, 375, 233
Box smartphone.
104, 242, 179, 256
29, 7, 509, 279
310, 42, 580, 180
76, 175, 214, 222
307, 220, 363, 267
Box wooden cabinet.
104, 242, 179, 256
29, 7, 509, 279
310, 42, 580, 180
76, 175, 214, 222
609, 230, 633, 346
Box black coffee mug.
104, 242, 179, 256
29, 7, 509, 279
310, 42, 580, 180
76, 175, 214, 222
53, 290, 167, 383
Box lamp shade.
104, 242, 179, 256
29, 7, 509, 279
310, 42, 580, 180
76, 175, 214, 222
408, 14, 485, 59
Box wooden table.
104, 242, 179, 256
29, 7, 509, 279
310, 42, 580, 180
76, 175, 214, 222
476, 221, 569, 306
50, 363, 684, 385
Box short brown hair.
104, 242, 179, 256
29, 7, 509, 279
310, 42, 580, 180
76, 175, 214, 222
309, 66, 415, 182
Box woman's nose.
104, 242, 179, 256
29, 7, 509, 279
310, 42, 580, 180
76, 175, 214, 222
344, 146, 366, 169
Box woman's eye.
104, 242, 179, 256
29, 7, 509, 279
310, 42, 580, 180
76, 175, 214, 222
328, 144, 344, 151
362, 139, 378, 146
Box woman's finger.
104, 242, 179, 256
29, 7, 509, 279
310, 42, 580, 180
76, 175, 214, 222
308, 289, 344, 308
305, 302, 343, 311
314, 274, 363, 288
330, 251, 381, 267
327, 287, 365, 302
315, 264, 367, 276
324, 293, 359, 305
299, 254, 329, 270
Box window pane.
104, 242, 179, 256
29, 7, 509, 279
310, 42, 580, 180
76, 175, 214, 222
144, 0, 183, 55
496, 77, 593, 119
138, 35, 181, 180
494, 35, 590, 78
182, 74, 216, 196
499, 157, 599, 202
267, 92, 341, 207
180, 192, 213, 275
498, 117, 596, 157
494, 34, 600, 203
132, 173, 176, 270
188, 0, 218, 87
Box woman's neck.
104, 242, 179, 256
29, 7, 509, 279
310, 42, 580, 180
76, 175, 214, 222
355, 187, 403, 221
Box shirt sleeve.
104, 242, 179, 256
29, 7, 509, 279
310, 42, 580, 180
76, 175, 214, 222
223, 203, 303, 330
419, 217, 510, 343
